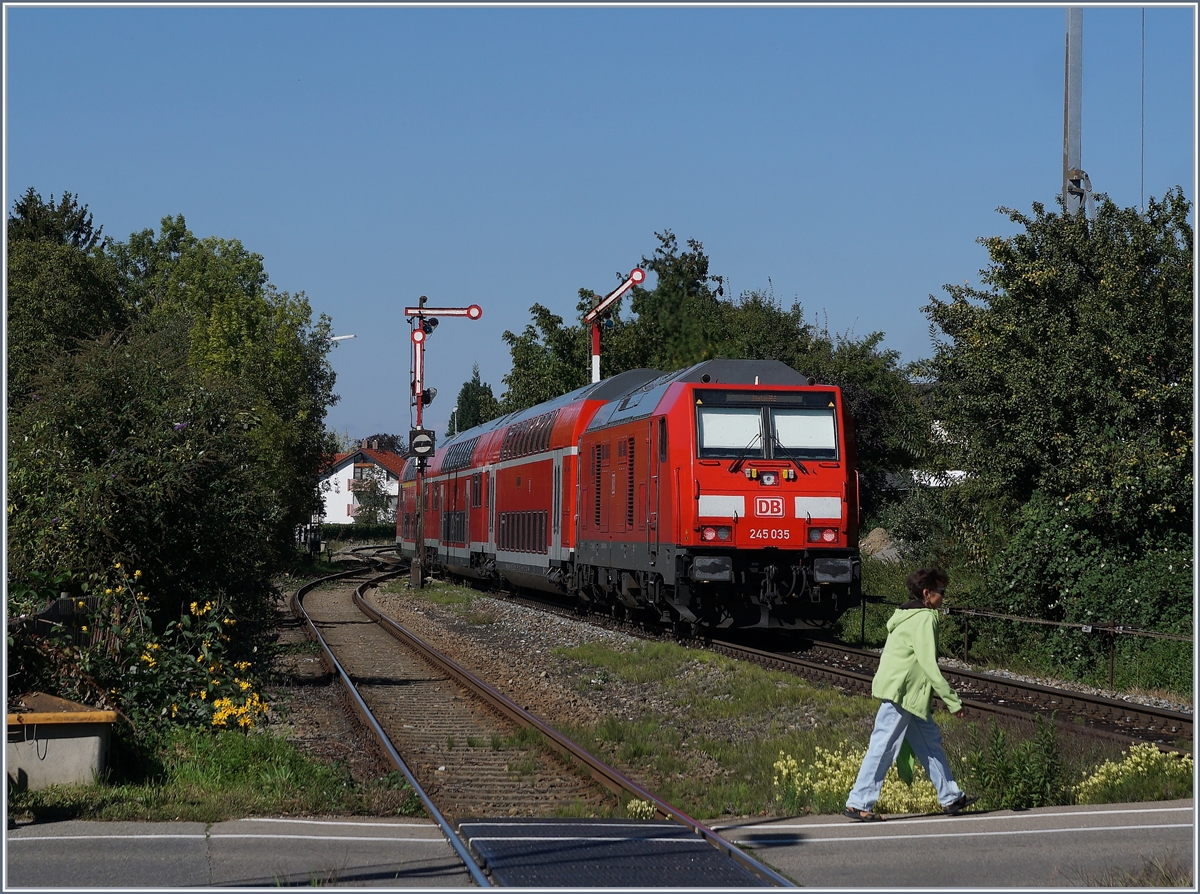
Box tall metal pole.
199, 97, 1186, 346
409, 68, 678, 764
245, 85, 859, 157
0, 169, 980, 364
1063, 8, 1090, 217
403, 300, 483, 588
411, 318, 428, 588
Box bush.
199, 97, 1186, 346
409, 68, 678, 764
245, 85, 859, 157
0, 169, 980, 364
320, 522, 396, 543
1073, 743, 1193, 805
773, 742, 941, 816
7, 319, 279, 626
956, 714, 1067, 810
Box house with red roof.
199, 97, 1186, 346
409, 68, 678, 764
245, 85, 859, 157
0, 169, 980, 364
318, 445, 407, 525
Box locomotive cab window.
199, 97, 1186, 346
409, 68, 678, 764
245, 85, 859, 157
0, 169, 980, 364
770, 408, 838, 460
695, 390, 839, 461
696, 407, 764, 459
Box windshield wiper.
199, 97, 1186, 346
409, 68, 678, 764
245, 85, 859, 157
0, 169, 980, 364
770, 433, 810, 475
727, 433, 763, 474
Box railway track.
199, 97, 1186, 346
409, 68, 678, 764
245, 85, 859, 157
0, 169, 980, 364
704, 637, 1192, 751
456, 581, 1191, 752
292, 557, 792, 887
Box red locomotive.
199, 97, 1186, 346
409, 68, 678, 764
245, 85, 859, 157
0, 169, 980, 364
397, 359, 861, 630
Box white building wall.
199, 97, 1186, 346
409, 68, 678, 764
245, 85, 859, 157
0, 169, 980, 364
318, 460, 401, 525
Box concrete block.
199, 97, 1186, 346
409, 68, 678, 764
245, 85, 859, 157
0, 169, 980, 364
7, 693, 118, 791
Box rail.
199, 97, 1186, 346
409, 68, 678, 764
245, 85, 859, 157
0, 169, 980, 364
291, 565, 492, 888
352, 572, 795, 888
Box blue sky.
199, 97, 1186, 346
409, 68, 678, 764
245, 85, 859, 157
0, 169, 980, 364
5, 4, 1195, 441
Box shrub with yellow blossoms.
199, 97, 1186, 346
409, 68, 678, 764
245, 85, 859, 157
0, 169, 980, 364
1074, 744, 1193, 805
774, 742, 942, 816
65, 561, 267, 730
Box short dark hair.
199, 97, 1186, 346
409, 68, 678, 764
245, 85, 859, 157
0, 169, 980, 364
906, 567, 948, 601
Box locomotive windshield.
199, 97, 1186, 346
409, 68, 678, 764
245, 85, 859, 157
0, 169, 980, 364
770, 408, 837, 459
696, 407, 763, 457
695, 390, 839, 460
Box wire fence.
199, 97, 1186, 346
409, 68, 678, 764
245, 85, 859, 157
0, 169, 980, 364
946, 606, 1192, 691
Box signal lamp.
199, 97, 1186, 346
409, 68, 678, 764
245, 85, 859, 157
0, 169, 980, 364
421, 317, 439, 335
421, 387, 437, 406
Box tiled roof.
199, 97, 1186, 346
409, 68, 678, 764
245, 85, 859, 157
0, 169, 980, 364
323, 448, 408, 477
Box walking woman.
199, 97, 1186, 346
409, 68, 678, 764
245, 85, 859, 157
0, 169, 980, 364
843, 567, 978, 821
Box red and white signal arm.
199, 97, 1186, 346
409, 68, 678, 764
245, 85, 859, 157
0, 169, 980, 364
406, 304, 484, 319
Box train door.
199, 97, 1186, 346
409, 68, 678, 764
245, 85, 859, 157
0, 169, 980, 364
551, 450, 563, 560
650, 416, 666, 561
488, 469, 496, 551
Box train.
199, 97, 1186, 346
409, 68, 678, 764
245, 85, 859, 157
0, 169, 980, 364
397, 358, 862, 631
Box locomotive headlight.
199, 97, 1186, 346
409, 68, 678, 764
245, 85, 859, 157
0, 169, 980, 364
702, 526, 732, 542
822, 528, 837, 543
760, 471, 779, 486
716, 526, 732, 541
702, 526, 718, 541
808, 527, 837, 543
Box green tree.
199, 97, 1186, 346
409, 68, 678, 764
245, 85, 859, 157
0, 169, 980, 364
921, 190, 1193, 630
352, 466, 396, 525
496, 234, 929, 513
6, 189, 127, 407
630, 231, 726, 370
7, 194, 346, 729
360, 433, 408, 454
449, 364, 502, 436
108, 215, 338, 567
7, 317, 277, 626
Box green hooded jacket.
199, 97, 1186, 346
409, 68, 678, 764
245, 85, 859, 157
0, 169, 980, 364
871, 606, 962, 720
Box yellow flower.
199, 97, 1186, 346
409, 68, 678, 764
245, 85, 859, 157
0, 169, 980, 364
171, 704, 178, 717
104, 588, 113, 595
134, 569, 142, 579
223, 617, 235, 626
81, 625, 88, 633
199, 691, 206, 700
114, 562, 121, 569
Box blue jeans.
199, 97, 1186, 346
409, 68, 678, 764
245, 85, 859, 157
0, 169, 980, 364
846, 700, 964, 811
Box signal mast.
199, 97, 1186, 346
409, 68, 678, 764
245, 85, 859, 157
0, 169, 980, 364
582, 268, 646, 383
403, 297, 483, 587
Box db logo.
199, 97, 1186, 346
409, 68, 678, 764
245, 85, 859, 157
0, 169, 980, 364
755, 496, 785, 518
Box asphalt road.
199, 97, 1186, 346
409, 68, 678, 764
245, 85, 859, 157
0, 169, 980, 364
716, 799, 1195, 887
5, 800, 1193, 888
6, 816, 473, 888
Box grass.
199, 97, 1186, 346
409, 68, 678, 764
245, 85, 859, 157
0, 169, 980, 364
550, 636, 1173, 819
554, 638, 885, 817
380, 577, 498, 626
1072, 852, 1194, 887
7, 725, 425, 824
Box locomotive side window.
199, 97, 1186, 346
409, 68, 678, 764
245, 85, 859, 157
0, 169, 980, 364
770, 408, 838, 460
696, 407, 764, 458
658, 416, 667, 462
